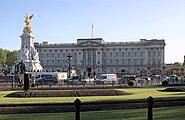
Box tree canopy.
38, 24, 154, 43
0, 49, 18, 67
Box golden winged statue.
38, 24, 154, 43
25, 14, 34, 26
24, 14, 34, 34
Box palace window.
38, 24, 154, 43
134, 52, 137, 57
153, 50, 156, 57
116, 52, 119, 57
128, 52, 131, 57
103, 53, 106, 58
140, 52, 144, 57
148, 51, 151, 57
140, 59, 144, 65
121, 59, 125, 65
122, 52, 125, 57
128, 59, 131, 65
57, 53, 60, 60
134, 59, 137, 65
116, 59, 119, 65
158, 51, 161, 57
110, 52, 113, 57
103, 59, 106, 65
110, 59, 113, 65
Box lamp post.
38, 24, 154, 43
67, 54, 72, 78
81, 60, 84, 77
138, 68, 140, 77
19, 60, 26, 74
147, 64, 151, 76
97, 61, 100, 76
15, 60, 26, 74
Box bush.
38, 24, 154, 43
162, 80, 169, 86
31, 84, 35, 87
128, 80, 134, 86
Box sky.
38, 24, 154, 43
0, 0, 185, 64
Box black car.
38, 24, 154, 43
118, 75, 136, 84
36, 76, 58, 85
64, 76, 87, 84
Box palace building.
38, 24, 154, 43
34, 38, 165, 77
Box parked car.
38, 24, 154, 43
163, 76, 170, 82
94, 74, 117, 84
64, 76, 87, 84
118, 75, 136, 84
35, 74, 53, 81
141, 77, 151, 81
137, 76, 151, 85
36, 76, 58, 85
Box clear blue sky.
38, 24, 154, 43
1, 0, 185, 64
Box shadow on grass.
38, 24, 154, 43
4, 89, 131, 98
158, 87, 185, 92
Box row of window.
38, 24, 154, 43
41, 58, 162, 67
103, 52, 144, 58
40, 47, 163, 53
40, 50, 162, 61
40, 53, 77, 60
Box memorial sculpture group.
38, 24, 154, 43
16, 14, 43, 72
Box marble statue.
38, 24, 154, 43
16, 14, 43, 72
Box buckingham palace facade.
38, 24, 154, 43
35, 38, 165, 77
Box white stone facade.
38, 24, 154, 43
35, 38, 165, 77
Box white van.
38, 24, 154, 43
95, 74, 117, 84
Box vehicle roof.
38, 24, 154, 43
42, 76, 56, 78
122, 75, 136, 77
100, 74, 116, 76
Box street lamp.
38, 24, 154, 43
137, 68, 140, 77
15, 60, 26, 74
147, 64, 151, 76
81, 60, 84, 77
67, 54, 72, 78
97, 61, 100, 76
19, 61, 26, 74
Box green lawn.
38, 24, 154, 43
0, 86, 185, 104
0, 106, 184, 120
0, 86, 185, 119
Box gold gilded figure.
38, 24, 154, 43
24, 14, 34, 34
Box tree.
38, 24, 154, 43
0, 49, 18, 67
173, 62, 182, 66
5, 50, 18, 67
0, 49, 6, 66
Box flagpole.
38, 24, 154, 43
91, 23, 93, 38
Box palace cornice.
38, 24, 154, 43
35, 38, 165, 48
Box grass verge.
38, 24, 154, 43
0, 86, 185, 103
0, 105, 184, 120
